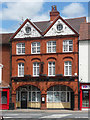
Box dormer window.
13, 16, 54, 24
25, 26, 31, 34
57, 24, 63, 31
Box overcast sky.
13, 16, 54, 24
0, 1, 89, 33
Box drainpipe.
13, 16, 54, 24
78, 38, 80, 110
9, 40, 12, 109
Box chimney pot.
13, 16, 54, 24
50, 5, 60, 21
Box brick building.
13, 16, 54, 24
10, 6, 86, 110
0, 33, 12, 109
0, 6, 86, 110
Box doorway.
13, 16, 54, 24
21, 91, 27, 109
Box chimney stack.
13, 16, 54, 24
50, 5, 60, 21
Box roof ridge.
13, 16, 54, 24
66, 16, 86, 20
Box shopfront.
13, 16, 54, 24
0, 88, 10, 110
16, 85, 41, 109
80, 83, 90, 110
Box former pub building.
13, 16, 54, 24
10, 6, 85, 110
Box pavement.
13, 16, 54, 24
0, 109, 89, 120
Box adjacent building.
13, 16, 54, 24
79, 22, 90, 110
0, 33, 12, 109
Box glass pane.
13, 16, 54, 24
61, 92, 66, 102
69, 41, 73, 44
82, 91, 89, 107
29, 92, 31, 101
22, 48, 25, 53
54, 86, 59, 91
69, 46, 73, 51
37, 42, 40, 46
47, 92, 53, 102
61, 86, 66, 91
67, 92, 70, 102
32, 42, 36, 46
37, 47, 40, 53
32, 48, 36, 53
48, 87, 53, 91
37, 92, 41, 102
54, 92, 59, 102
32, 92, 36, 101
1, 92, 7, 104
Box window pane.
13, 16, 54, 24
32, 92, 36, 101
54, 92, 59, 102
1, 92, 7, 104
61, 92, 66, 102
67, 92, 70, 102
47, 92, 53, 102
37, 92, 41, 102
29, 92, 31, 101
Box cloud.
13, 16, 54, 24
62, 3, 85, 17
0, 1, 49, 21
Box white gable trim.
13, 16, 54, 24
44, 18, 75, 37
14, 21, 41, 39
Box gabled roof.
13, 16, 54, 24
33, 16, 86, 34
11, 19, 42, 39
79, 22, 90, 40
0, 16, 86, 44
43, 15, 79, 35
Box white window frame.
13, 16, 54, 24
33, 62, 40, 77
0, 64, 3, 84
18, 63, 24, 77
64, 61, 72, 76
48, 62, 55, 76
47, 41, 56, 53
63, 40, 73, 52
16, 43, 25, 55
31, 42, 40, 54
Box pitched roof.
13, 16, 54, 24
79, 22, 90, 40
33, 17, 86, 33
0, 33, 13, 44
66, 17, 86, 33
0, 16, 86, 43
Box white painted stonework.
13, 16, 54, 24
0, 64, 3, 84
79, 40, 89, 83
44, 18, 75, 37
14, 21, 41, 38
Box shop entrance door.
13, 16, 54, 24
21, 91, 27, 109
82, 91, 89, 108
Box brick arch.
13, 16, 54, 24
46, 83, 74, 92
14, 82, 41, 92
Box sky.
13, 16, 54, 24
0, 1, 89, 33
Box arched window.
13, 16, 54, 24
47, 41, 56, 53
16, 43, 25, 55
64, 61, 72, 76
31, 42, 40, 54
18, 63, 24, 77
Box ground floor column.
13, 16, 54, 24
74, 94, 78, 111
12, 93, 16, 109
40, 93, 47, 110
